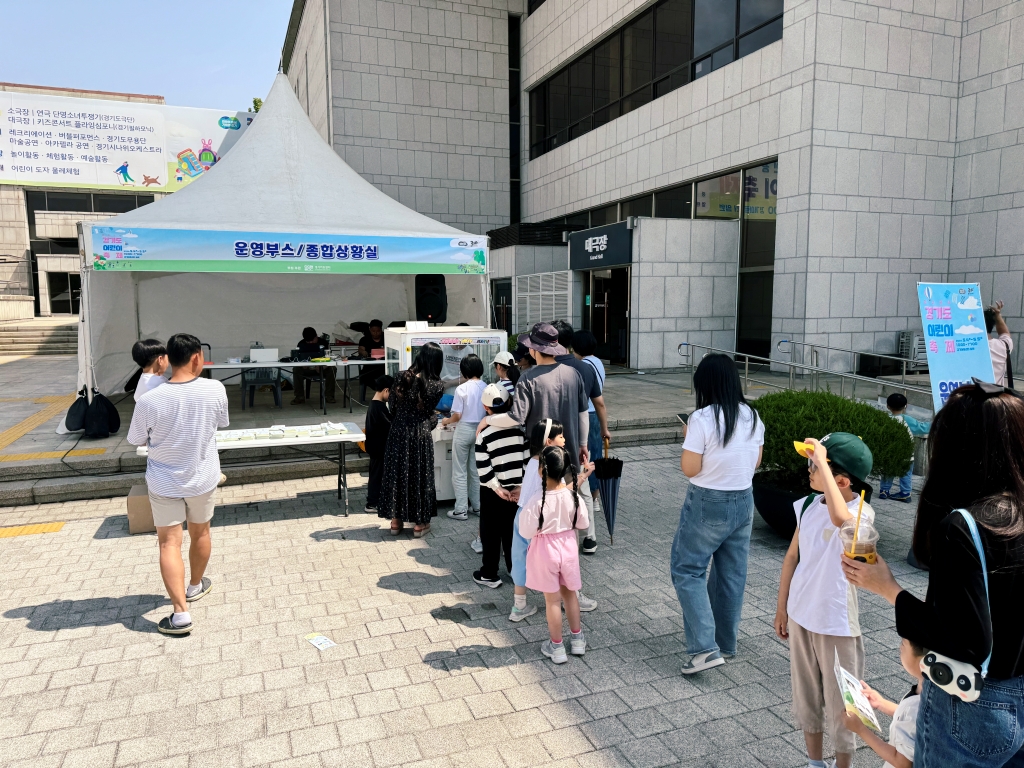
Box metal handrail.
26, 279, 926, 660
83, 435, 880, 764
777, 339, 924, 386
677, 342, 933, 409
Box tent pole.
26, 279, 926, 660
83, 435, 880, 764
78, 222, 94, 404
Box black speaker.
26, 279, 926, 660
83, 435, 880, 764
415, 274, 448, 323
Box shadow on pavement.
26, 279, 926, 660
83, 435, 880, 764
4, 595, 166, 634
309, 525, 387, 543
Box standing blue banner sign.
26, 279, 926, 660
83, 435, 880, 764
917, 282, 995, 410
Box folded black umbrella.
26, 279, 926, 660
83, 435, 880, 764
594, 437, 623, 544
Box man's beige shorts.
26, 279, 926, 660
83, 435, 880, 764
789, 620, 865, 755
148, 488, 216, 528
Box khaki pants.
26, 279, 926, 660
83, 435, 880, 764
789, 620, 865, 756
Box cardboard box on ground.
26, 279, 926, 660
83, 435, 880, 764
126, 485, 155, 534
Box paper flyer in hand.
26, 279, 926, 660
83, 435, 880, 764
834, 649, 882, 733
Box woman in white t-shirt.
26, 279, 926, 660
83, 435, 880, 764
672, 353, 764, 674
441, 354, 487, 520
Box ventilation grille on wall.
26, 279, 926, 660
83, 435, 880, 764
515, 271, 571, 333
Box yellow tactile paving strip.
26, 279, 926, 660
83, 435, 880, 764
0, 448, 106, 462
0, 393, 78, 451
0, 522, 65, 538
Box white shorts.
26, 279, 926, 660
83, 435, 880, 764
149, 488, 216, 528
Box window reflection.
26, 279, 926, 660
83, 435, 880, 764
693, 0, 735, 57
695, 172, 741, 219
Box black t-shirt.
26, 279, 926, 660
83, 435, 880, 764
364, 399, 392, 455
359, 335, 384, 355
896, 511, 1024, 679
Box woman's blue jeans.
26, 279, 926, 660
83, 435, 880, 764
916, 676, 1024, 767
670, 483, 754, 656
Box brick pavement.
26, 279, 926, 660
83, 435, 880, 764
0, 448, 927, 767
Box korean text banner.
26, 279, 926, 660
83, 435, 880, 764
90, 226, 487, 275
1, 91, 250, 193
917, 282, 995, 410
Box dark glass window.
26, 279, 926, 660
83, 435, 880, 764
93, 194, 137, 213
739, 16, 782, 57
46, 192, 91, 212
655, 184, 692, 217
693, 0, 735, 57
655, 0, 692, 77
527, 0, 547, 15
566, 211, 590, 227
589, 203, 618, 226
621, 195, 653, 219
740, 0, 783, 33
569, 52, 594, 124
528, 0, 781, 160
137, 195, 155, 206
509, 15, 522, 224
622, 11, 654, 94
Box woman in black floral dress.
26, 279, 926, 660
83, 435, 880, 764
377, 342, 445, 536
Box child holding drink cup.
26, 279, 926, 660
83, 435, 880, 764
774, 433, 876, 768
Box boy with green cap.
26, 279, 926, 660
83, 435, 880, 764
774, 433, 875, 768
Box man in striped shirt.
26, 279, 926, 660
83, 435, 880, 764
473, 383, 527, 588
127, 333, 229, 635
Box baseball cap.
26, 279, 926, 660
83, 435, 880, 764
481, 382, 510, 409
492, 351, 514, 367
794, 432, 873, 483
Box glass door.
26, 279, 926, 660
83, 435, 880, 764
47, 272, 81, 315
587, 267, 630, 366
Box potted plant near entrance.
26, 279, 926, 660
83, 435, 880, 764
750, 390, 915, 539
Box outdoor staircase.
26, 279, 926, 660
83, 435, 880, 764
0, 322, 78, 355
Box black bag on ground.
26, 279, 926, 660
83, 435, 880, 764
65, 387, 88, 431
83, 391, 120, 439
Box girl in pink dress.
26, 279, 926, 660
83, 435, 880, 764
519, 446, 590, 664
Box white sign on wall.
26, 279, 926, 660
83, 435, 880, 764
0, 91, 251, 193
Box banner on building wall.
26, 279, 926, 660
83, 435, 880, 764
88, 225, 488, 275
917, 282, 995, 410
744, 161, 778, 220
0, 91, 251, 193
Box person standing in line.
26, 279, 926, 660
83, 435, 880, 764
493, 350, 519, 395
127, 333, 229, 635
477, 323, 599, 612
551, 320, 609, 554
672, 353, 764, 673
363, 374, 394, 513
843, 381, 1024, 767
473, 383, 526, 587
378, 343, 445, 537
131, 339, 169, 402
442, 354, 487, 521
986, 300, 1014, 387
571, 329, 608, 527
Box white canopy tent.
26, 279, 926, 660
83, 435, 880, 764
79, 74, 488, 396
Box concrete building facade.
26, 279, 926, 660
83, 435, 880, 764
282, 0, 1021, 373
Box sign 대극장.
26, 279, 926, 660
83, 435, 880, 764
1, 91, 251, 193
88, 226, 487, 275
568, 221, 632, 270
917, 282, 995, 410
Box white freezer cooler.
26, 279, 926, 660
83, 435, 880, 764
432, 424, 455, 502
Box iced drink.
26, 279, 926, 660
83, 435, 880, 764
840, 518, 878, 564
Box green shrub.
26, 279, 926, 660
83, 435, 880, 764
751, 390, 915, 493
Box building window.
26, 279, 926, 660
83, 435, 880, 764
654, 184, 692, 218
694, 171, 741, 219
620, 195, 652, 219
527, 0, 547, 15
509, 15, 522, 224
529, 0, 782, 159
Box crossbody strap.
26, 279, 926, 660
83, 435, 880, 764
955, 509, 992, 678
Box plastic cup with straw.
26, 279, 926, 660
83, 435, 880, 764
840, 489, 878, 564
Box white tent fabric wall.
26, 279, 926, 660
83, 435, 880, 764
78, 72, 489, 396
84, 271, 486, 394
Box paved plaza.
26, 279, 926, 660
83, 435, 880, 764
0, 445, 926, 767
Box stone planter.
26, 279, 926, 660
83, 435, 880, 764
752, 477, 805, 540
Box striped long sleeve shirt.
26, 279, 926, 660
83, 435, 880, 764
475, 424, 527, 491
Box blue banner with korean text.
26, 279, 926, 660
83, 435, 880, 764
88, 226, 487, 275
917, 282, 995, 410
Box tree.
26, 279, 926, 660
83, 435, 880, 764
248, 97, 262, 113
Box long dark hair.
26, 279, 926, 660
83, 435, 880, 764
914, 385, 1024, 566
529, 418, 563, 457
538, 445, 579, 530
498, 361, 521, 386
410, 342, 443, 379
692, 353, 759, 446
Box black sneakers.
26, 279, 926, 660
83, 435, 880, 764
473, 570, 502, 588
581, 537, 598, 554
